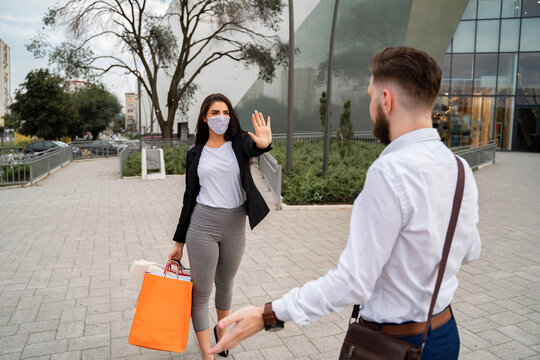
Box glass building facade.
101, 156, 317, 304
234, 0, 468, 136
434, 0, 540, 151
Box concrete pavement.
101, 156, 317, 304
0, 151, 539, 359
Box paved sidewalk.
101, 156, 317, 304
0, 152, 539, 359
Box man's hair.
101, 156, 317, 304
370, 46, 442, 108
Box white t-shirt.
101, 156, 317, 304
196, 141, 246, 208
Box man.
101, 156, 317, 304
210, 46, 481, 359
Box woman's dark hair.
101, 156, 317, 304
195, 93, 244, 145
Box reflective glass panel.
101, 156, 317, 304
501, 0, 522, 17
471, 96, 496, 146
499, 19, 520, 51
476, 20, 500, 52
453, 21, 476, 53
495, 96, 515, 149
520, 18, 540, 51
445, 96, 473, 147
462, 0, 478, 19
474, 54, 498, 95
517, 52, 540, 103
497, 53, 518, 95
441, 54, 451, 94
433, 97, 451, 143
478, 0, 501, 18
451, 54, 474, 94
522, 0, 540, 16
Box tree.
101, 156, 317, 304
337, 99, 353, 144
10, 69, 78, 140
28, 0, 289, 138
319, 91, 329, 133
72, 85, 122, 139
2, 111, 22, 130
112, 113, 126, 134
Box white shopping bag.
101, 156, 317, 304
125, 260, 163, 305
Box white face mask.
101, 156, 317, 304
207, 115, 230, 135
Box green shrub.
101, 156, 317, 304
0, 163, 31, 183
122, 146, 189, 177
123, 151, 142, 177
271, 141, 384, 205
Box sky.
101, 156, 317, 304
0, 0, 168, 111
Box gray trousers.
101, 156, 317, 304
185, 203, 246, 332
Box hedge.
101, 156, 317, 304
270, 141, 384, 205
122, 146, 189, 177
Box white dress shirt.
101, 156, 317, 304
273, 128, 481, 325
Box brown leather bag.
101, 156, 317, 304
339, 156, 465, 360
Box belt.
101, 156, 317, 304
362, 307, 452, 337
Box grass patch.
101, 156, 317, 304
271, 141, 384, 205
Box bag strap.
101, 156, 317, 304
420, 155, 465, 348
349, 156, 465, 347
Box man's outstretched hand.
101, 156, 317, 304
208, 305, 265, 355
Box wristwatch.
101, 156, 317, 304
263, 302, 284, 332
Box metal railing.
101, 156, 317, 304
272, 131, 378, 144
454, 140, 498, 170
70, 140, 130, 160
258, 152, 282, 210
257, 138, 498, 210
0, 146, 72, 186
141, 138, 192, 149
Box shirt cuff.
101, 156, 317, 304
272, 298, 291, 323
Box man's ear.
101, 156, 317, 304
381, 88, 394, 115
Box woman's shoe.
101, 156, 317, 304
213, 325, 229, 357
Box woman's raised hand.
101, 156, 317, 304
248, 110, 272, 149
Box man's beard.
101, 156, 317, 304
372, 104, 391, 146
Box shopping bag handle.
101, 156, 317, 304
165, 260, 189, 279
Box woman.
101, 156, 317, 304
168, 93, 272, 360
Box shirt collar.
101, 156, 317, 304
380, 128, 441, 156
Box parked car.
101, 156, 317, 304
23, 140, 68, 155
85, 140, 126, 156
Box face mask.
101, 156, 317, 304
207, 115, 230, 135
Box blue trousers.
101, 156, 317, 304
398, 311, 460, 360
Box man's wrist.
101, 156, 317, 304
262, 302, 284, 332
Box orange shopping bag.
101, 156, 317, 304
129, 261, 192, 353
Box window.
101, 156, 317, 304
500, 19, 520, 51
451, 54, 474, 94
520, 18, 540, 51
471, 96, 496, 145
463, 0, 478, 19
441, 54, 452, 94
478, 0, 501, 18
453, 21, 476, 52
517, 52, 540, 101
501, 0, 522, 17
474, 54, 498, 94
476, 20, 500, 52
495, 96, 516, 149
446, 96, 473, 147
497, 53, 518, 95
522, 0, 540, 16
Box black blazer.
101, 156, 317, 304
173, 132, 271, 243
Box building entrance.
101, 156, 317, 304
513, 106, 540, 152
